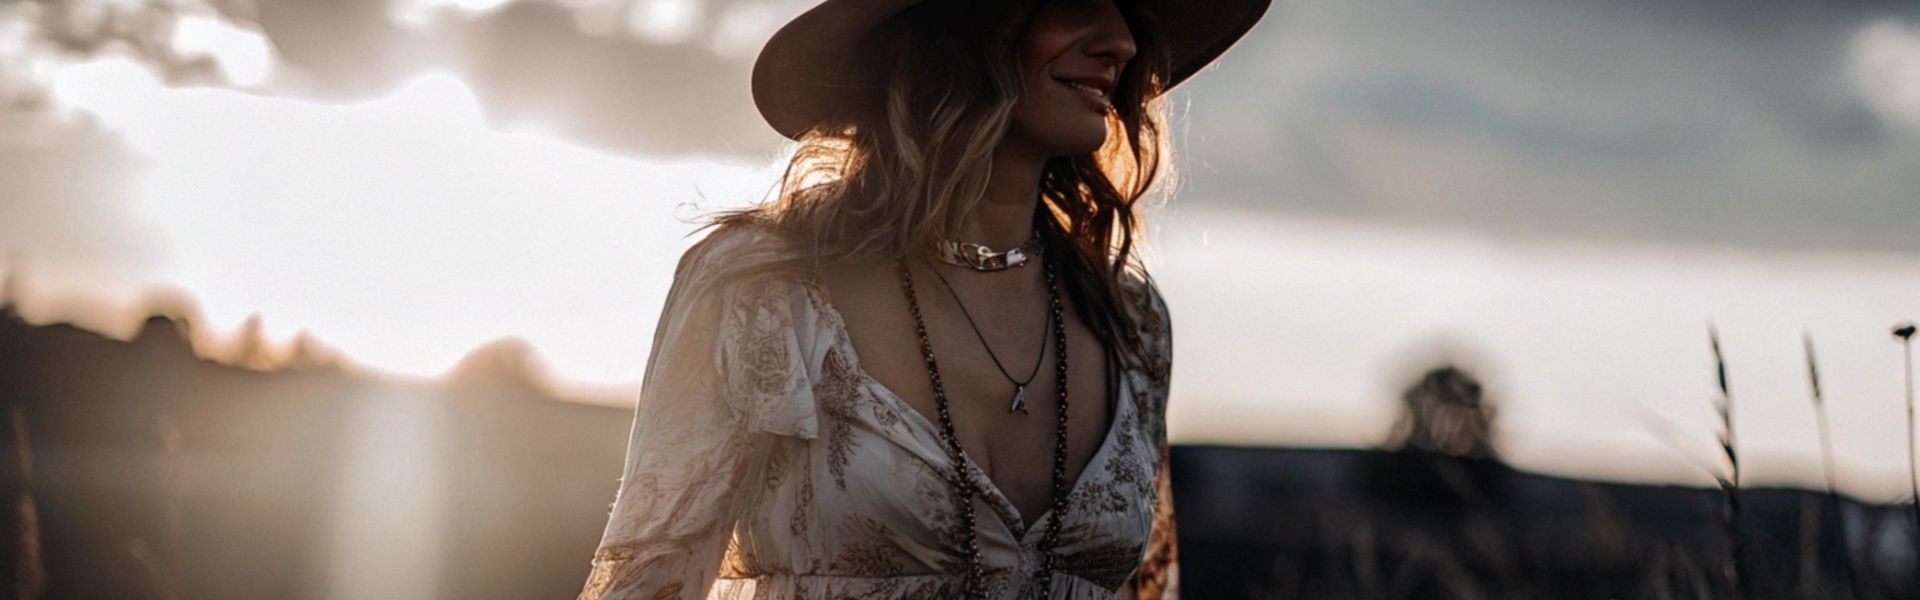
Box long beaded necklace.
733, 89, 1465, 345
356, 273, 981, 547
896, 256, 1072, 599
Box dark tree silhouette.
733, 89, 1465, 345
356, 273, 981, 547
1388, 365, 1498, 459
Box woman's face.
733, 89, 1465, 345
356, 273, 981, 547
1003, 0, 1138, 159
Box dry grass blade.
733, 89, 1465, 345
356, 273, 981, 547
1710, 328, 1737, 490
1626, 403, 1726, 483
1804, 331, 1859, 597
1895, 321, 1917, 567
1803, 332, 1835, 494
1707, 325, 1743, 600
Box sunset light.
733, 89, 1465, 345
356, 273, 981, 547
169, 14, 278, 87
43, 59, 776, 387
7, 0, 1920, 596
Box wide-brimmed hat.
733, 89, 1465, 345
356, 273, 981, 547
751, 0, 1273, 140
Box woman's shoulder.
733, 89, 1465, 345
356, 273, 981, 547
677, 221, 800, 274
669, 221, 815, 298
1116, 267, 1170, 331
1115, 266, 1172, 380
695, 223, 834, 439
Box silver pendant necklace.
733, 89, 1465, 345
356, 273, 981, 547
931, 233, 1043, 272
897, 256, 1071, 598
924, 260, 1052, 414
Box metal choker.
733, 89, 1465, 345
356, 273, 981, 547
932, 234, 1043, 272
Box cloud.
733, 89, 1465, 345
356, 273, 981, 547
1850, 19, 1920, 130
386, 0, 805, 56
232, 0, 787, 157
1172, 0, 1920, 255
625, 0, 705, 46
170, 14, 280, 87
0, 121, 161, 281
0, 0, 282, 95
390, 0, 520, 29
0, 0, 283, 283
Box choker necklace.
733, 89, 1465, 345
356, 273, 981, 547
926, 263, 1051, 414
897, 257, 1071, 599
932, 233, 1043, 272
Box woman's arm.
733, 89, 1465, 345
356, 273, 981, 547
578, 233, 817, 600
1128, 274, 1178, 600
1128, 443, 1180, 600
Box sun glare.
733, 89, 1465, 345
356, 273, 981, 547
46, 60, 781, 390
169, 14, 278, 87
626, 0, 704, 45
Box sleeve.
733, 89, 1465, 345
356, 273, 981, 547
1128, 444, 1180, 600
577, 236, 819, 600
1126, 274, 1178, 600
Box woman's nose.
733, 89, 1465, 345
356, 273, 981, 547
1088, 4, 1138, 64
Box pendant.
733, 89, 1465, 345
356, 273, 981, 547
933, 239, 1040, 272
1010, 385, 1029, 414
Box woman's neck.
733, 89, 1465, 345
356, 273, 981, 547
954, 150, 1047, 250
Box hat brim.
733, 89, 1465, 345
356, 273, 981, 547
751, 0, 1273, 140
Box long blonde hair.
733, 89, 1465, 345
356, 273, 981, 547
719, 0, 1174, 356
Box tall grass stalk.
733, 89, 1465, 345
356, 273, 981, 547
1708, 326, 1743, 600
1895, 322, 1916, 562
1803, 332, 1856, 597
1803, 333, 1838, 501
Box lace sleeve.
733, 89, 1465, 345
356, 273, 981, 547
578, 232, 819, 600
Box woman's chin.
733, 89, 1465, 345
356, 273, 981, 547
1004, 120, 1109, 160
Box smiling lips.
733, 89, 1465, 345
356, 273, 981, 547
1058, 76, 1115, 106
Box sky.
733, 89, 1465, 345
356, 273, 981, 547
1, 0, 1918, 500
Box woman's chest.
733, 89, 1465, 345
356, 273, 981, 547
731, 346, 1161, 588
826, 268, 1118, 522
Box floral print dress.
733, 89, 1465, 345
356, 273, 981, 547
577, 225, 1179, 600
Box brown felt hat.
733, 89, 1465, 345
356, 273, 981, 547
750, 0, 1273, 140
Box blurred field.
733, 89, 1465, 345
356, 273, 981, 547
2, 308, 1915, 600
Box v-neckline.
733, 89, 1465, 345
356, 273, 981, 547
801, 275, 1129, 539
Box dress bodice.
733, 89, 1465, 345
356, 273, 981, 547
577, 226, 1177, 600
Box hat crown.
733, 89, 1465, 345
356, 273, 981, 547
752, 0, 1272, 139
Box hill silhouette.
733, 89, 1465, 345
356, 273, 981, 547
0, 308, 626, 599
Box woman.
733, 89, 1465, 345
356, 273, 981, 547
578, 0, 1267, 598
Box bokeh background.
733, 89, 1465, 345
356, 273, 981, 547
2, 0, 1919, 598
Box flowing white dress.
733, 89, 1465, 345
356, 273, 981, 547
577, 225, 1178, 600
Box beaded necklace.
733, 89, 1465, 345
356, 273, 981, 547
896, 256, 1072, 598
